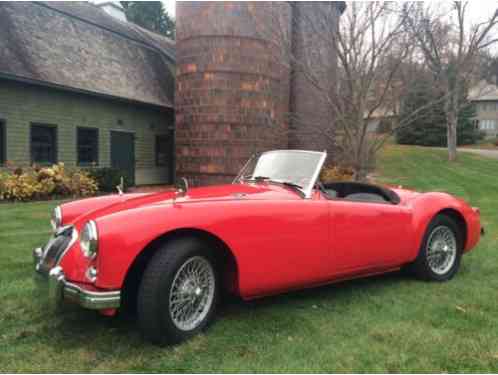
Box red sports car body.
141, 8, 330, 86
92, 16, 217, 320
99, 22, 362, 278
33, 150, 482, 344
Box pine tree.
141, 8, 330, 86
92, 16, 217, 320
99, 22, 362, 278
121, 2, 175, 39
396, 77, 482, 146
396, 78, 446, 146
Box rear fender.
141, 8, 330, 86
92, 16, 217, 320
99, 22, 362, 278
409, 192, 477, 260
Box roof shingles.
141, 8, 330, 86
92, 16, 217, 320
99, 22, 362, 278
0, 1, 175, 108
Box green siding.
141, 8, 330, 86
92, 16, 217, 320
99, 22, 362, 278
0, 79, 174, 185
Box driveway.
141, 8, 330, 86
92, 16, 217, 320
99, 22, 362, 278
459, 148, 498, 159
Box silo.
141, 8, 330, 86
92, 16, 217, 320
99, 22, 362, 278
289, 2, 345, 155
175, 2, 292, 185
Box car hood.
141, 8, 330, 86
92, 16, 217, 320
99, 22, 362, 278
62, 183, 301, 228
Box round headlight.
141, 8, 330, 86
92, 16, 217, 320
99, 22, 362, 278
51, 206, 62, 232
80, 221, 98, 258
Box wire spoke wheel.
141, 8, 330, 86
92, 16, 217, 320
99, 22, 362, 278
426, 225, 457, 275
169, 256, 215, 331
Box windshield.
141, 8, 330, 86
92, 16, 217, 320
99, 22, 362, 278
234, 150, 326, 197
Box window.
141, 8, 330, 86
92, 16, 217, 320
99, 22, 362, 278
156, 134, 172, 166
31, 124, 57, 164
0, 121, 5, 165
77, 127, 99, 166
480, 119, 497, 130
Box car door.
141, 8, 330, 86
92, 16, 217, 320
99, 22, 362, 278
225, 197, 331, 298
328, 199, 413, 272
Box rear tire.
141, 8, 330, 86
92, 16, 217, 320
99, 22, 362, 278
410, 214, 463, 281
137, 237, 219, 345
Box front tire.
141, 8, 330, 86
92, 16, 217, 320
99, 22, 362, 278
411, 214, 463, 281
137, 238, 219, 345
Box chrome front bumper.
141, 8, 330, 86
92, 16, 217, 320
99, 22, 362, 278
33, 247, 121, 310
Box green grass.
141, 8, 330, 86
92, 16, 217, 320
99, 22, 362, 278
1, 145, 498, 373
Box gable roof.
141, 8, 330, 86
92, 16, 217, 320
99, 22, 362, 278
0, 1, 175, 108
469, 80, 498, 102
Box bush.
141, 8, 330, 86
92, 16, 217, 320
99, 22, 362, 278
320, 165, 354, 183
0, 163, 98, 201
491, 137, 498, 147
86, 167, 130, 193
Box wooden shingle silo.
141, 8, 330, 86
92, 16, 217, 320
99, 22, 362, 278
175, 2, 292, 185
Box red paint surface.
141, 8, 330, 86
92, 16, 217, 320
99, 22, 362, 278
58, 183, 482, 300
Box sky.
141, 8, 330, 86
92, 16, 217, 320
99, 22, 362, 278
162, 0, 175, 18
163, 1, 498, 24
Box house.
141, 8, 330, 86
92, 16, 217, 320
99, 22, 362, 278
0, 1, 175, 186
469, 80, 498, 138
365, 107, 398, 134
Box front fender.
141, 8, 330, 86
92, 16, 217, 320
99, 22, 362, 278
93, 202, 237, 290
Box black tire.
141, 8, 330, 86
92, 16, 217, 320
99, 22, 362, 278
137, 237, 219, 345
410, 214, 463, 281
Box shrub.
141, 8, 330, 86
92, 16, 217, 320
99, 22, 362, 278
320, 165, 354, 183
0, 163, 98, 201
0, 172, 38, 201
86, 167, 129, 193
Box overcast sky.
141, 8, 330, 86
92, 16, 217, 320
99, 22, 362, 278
162, 0, 175, 17
164, 2, 498, 22
163, 1, 498, 37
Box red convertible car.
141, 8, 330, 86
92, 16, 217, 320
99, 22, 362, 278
33, 150, 482, 344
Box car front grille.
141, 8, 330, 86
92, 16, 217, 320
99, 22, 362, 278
38, 226, 75, 273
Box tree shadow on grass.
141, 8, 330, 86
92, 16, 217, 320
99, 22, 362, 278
31, 270, 412, 354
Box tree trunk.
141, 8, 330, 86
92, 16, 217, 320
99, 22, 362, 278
445, 94, 458, 162
352, 145, 369, 182
353, 167, 368, 182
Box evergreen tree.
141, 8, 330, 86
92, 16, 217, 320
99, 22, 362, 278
121, 2, 175, 39
396, 78, 446, 146
396, 78, 482, 146
457, 103, 481, 146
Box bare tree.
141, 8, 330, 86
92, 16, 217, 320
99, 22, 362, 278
403, 2, 498, 161
262, 2, 433, 181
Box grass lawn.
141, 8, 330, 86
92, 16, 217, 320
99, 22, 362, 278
1, 145, 498, 373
